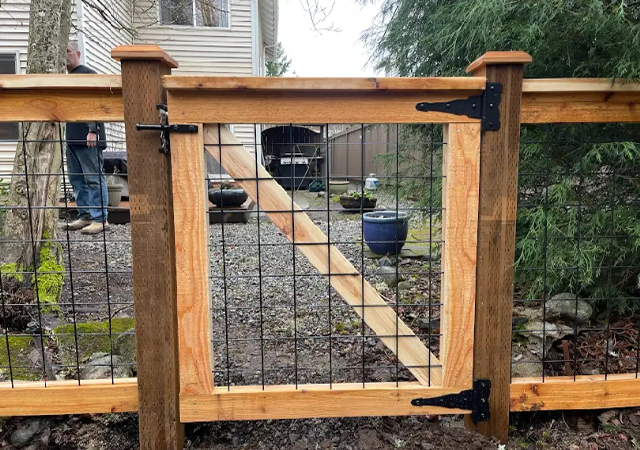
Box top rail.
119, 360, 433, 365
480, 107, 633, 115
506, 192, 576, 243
162, 76, 487, 91
0, 74, 122, 90
0, 74, 124, 122
0, 74, 639, 123
522, 78, 640, 93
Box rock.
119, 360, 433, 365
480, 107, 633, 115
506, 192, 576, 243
510, 347, 543, 378
397, 281, 412, 291
113, 327, 136, 366
81, 352, 133, 379
523, 320, 573, 354
375, 266, 404, 287
598, 410, 619, 425
414, 317, 440, 331
579, 366, 600, 376
512, 316, 529, 327
378, 256, 397, 267
513, 305, 543, 322
546, 293, 593, 324
10, 420, 48, 448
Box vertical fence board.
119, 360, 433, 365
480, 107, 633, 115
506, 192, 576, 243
464, 52, 530, 442
441, 123, 480, 388
169, 125, 214, 394
113, 45, 184, 450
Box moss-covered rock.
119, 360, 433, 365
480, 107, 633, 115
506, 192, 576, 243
53, 318, 135, 366
0, 336, 41, 381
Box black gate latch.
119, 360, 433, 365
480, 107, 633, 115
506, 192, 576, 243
416, 82, 502, 131
411, 379, 491, 423
136, 104, 198, 154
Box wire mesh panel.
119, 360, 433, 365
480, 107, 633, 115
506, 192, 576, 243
207, 123, 446, 388
0, 121, 134, 386
512, 123, 640, 381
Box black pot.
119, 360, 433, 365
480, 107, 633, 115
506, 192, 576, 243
339, 195, 377, 211
208, 188, 249, 207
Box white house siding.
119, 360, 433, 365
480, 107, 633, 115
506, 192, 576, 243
0, 0, 128, 179
133, 0, 257, 158
0, 1, 81, 180
79, 0, 133, 157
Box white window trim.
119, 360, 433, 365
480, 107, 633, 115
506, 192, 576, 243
157, 0, 232, 29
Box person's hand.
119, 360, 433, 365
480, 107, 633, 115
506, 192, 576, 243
87, 132, 98, 148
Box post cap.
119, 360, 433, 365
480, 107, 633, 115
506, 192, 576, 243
111, 45, 178, 69
466, 51, 532, 74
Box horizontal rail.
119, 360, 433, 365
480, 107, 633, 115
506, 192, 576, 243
510, 374, 640, 411
0, 74, 122, 90
4, 374, 640, 417
522, 78, 640, 93
0, 378, 138, 416
0, 75, 637, 124
167, 90, 483, 124
163, 76, 488, 91
180, 383, 469, 422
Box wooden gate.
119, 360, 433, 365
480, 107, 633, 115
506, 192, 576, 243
163, 74, 487, 422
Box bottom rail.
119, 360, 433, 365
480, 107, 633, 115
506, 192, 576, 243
180, 383, 470, 422
0, 378, 138, 416
3, 374, 640, 418
510, 373, 640, 412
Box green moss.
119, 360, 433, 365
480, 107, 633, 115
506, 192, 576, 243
32, 232, 64, 312
0, 336, 41, 381
0, 263, 23, 282
54, 318, 135, 365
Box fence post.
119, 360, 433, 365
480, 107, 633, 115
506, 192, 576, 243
464, 51, 531, 442
111, 45, 183, 449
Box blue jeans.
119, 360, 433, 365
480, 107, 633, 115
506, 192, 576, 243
66, 145, 108, 223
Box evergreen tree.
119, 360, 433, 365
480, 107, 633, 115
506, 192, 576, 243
363, 0, 640, 313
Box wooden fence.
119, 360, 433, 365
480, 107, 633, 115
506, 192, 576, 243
1, 46, 640, 449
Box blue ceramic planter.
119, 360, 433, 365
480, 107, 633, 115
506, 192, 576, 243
363, 211, 409, 255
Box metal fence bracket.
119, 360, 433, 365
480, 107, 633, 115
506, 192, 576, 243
411, 379, 491, 423
136, 104, 198, 154
416, 82, 502, 131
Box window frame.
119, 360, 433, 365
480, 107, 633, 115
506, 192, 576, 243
158, 0, 231, 29
0, 51, 20, 142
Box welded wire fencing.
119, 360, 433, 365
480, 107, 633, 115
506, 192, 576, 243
512, 123, 640, 381
208, 123, 445, 388
0, 121, 134, 386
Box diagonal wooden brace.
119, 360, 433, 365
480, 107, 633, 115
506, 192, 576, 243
204, 124, 442, 386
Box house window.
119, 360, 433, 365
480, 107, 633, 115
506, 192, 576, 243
160, 0, 230, 27
0, 53, 19, 141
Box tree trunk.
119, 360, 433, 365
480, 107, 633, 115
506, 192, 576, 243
1, 0, 72, 280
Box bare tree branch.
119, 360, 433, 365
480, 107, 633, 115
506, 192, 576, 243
299, 0, 340, 33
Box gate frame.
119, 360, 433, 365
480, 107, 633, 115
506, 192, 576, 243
162, 58, 491, 422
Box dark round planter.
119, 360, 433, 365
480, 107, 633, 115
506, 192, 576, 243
339, 195, 377, 212
208, 188, 248, 207
363, 211, 409, 255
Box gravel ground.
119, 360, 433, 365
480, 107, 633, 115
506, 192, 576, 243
46, 190, 442, 387
57, 223, 133, 325
208, 214, 441, 387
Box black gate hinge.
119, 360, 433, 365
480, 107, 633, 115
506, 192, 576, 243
411, 379, 491, 423
136, 104, 198, 154
416, 82, 502, 131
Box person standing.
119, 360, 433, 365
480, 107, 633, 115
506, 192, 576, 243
63, 41, 110, 234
